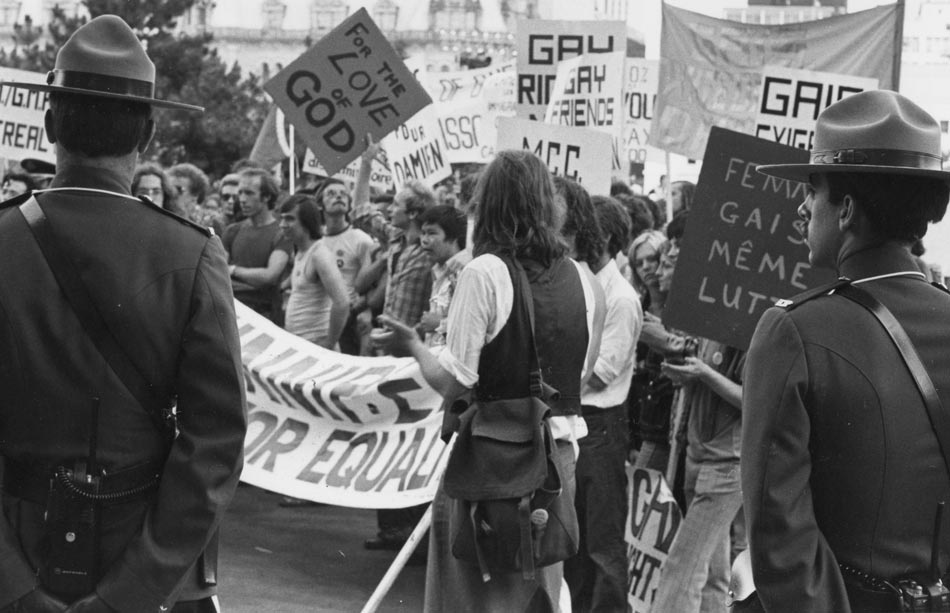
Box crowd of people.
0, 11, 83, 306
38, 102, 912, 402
1, 13, 949, 613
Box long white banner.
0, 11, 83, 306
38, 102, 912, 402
237, 302, 450, 509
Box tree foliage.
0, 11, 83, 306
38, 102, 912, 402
0, 1, 270, 179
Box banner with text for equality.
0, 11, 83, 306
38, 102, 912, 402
496, 117, 613, 196
515, 19, 626, 122
626, 467, 682, 612
662, 127, 837, 350
652, 3, 899, 160
236, 302, 449, 508
264, 8, 431, 176
624, 59, 662, 166
0, 67, 54, 164
754, 66, 878, 151
544, 51, 626, 171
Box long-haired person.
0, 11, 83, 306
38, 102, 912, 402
373, 150, 603, 612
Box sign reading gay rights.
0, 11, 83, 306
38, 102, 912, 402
265, 8, 432, 175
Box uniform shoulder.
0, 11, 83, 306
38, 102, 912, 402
773, 278, 851, 312
136, 196, 213, 237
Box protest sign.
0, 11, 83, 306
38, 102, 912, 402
0, 67, 53, 164
661, 127, 837, 350
624, 59, 661, 165
755, 66, 878, 150
264, 8, 431, 175
302, 149, 394, 193
382, 58, 452, 189
427, 60, 516, 105
424, 62, 516, 165
516, 19, 626, 121
626, 467, 682, 612
496, 117, 613, 195
544, 51, 625, 132
653, 3, 900, 160
237, 302, 449, 508
544, 50, 625, 171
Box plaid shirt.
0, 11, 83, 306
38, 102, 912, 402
384, 237, 432, 326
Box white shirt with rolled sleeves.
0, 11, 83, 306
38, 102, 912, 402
437, 254, 601, 453
581, 258, 643, 409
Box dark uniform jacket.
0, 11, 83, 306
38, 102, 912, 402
742, 244, 950, 613
0, 167, 247, 611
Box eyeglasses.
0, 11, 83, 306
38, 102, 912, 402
221, 193, 238, 202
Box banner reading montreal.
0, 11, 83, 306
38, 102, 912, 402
236, 302, 450, 509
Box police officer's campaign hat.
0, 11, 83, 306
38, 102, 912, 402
3, 15, 203, 112
758, 90, 950, 184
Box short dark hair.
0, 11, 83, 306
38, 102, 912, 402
617, 194, 655, 238
648, 197, 667, 228
280, 193, 323, 239
459, 172, 480, 209
825, 172, 949, 242
49, 92, 151, 158
554, 175, 604, 268
238, 167, 280, 209
2, 172, 37, 192
168, 163, 210, 204
592, 195, 632, 258
610, 180, 633, 198
419, 205, 468, 249
666, 209, 689, 241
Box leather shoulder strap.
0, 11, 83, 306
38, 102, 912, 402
502, 255, 545, 398
18, 196, 175, 444
835, 282, 950, 478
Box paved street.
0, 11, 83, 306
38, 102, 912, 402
218, 484, 426, 612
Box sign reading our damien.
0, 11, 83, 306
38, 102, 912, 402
661, 127, 837, 350
264, 8, 432, 176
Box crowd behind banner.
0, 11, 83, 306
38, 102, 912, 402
2, 8, 947, 613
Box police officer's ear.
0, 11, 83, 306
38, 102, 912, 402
137, 119, 156, 154
838, 193, 858, 232
44, 109, 57, 144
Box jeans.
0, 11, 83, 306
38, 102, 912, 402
650, 457, 743, 613
564, 406, 629, 612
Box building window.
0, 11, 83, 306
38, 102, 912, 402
0, 0, 20, 26
373, 0, 399, 32
313, 0, 347, 35
263, 0, 286, 31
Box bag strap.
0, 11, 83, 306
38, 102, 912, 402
18, 196, 175, 445
509, 257, 545, 398
835, 282, 950, 478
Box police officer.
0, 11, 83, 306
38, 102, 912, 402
742, 90, 950, 612
0, 15, 246, 613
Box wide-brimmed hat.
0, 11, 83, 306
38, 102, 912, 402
3, 15, 202, 112
757, 89, 949, 183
